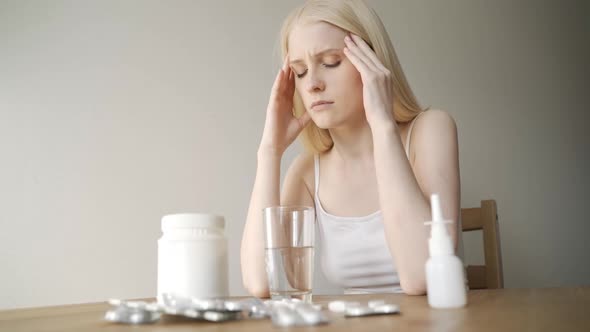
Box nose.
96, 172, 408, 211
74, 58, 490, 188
305, 70, 325, 93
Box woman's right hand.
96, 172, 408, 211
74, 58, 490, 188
259, 56, 311, 156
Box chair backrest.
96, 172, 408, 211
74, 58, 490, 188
461, 200, 504, 289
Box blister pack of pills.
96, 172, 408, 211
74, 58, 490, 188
265, 299, 329, 327
105, 295, 399, 326
158, 293, 244, 321
328, 299, 400, 317
105, 294, 248, 324
104, 299, 161, 324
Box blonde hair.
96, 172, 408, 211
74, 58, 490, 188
279, 0, 426, 153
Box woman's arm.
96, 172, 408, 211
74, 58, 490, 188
372, 110, 460, 295
240, 149, 281, 298
343, 34, 460, 295
240, 152, 315, 297
240, 57, 312, 297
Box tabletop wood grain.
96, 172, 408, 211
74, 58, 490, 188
1, 287, 588, 332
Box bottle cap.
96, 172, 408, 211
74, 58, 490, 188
161, 213, 225, 232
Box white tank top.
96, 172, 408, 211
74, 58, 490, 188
314, 115, 421, 294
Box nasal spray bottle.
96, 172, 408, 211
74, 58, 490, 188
425, 194, 467, 308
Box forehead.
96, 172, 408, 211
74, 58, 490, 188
288, 21, 347, 56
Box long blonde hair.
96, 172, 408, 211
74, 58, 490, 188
279, 0, 426, 153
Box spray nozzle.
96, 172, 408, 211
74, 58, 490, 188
424, 193, 452, 227
424, 193, 454, 256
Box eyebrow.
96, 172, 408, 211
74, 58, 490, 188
289, 48, 342, 65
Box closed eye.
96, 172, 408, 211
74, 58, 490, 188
295, 61, 342, 79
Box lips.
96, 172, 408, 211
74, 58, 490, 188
311, 100, 334, 110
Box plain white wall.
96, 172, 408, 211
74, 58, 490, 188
0, 0, 588, 309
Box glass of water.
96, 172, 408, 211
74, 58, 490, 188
263, 206, 315, 303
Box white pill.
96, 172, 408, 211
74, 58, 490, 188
295, 305, 322, 325
272, 306, 298, 327
374, 304, 400, 314
144, 303, 161, 312
183, 309, 200, 318
328, 301, 347, 312
129, 312, 145, 324
204, 311, 227, 322
126, 301, 147, 309
104, 310, 120, 321
108, 299, 122, 306
345, 306, 373, 317
368, 300, 385, 308
164, 307, 181, 315
298, 310, 322, 324
224, 301, 242, 311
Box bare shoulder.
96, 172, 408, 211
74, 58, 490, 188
413, 109, 457, 141
284, 152, 316, 193
415, 109, 457, 132
410, 109, 458, 160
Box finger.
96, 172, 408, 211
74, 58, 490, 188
286, 55, 294, 82
288, 111, 312, 137
297, 111, 312, 128
350, 34, 389, 73
270, 68, 284, 99
285, 63, 293, 83
282, 65, 295, 95
344, 35, 377, 72
282, 54, 290, 73
343, 46, 371, 77
281, 55, 294, 91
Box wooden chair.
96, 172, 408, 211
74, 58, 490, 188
461, 200, 504, 289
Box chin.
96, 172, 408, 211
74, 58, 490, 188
313, 114, 358, 129
311, 113, 352, 130
311, 118, 337, 130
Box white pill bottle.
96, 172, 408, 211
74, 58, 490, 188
157, 213, 228, 304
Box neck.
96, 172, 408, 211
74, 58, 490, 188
328, 117, 374, 164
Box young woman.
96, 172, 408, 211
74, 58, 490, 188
241, 0, 460, 296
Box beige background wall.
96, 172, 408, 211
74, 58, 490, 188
1, 0, 588, 309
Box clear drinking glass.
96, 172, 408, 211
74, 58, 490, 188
263, 206, 315, 303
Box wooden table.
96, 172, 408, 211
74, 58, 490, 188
0, 287, 588, 331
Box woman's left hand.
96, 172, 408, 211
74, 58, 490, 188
343, 34, 396, 131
